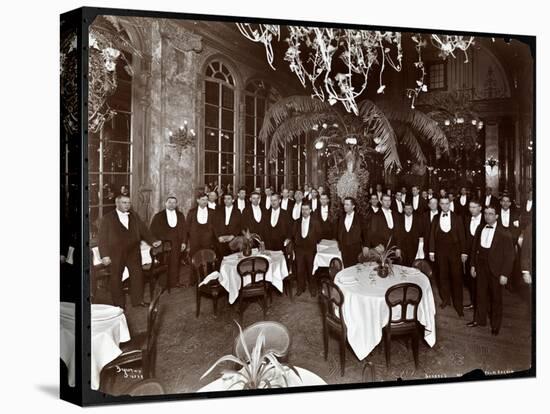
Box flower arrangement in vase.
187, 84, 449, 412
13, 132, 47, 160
228, 229, 263, 257
361, 238, 398, 278
201, 321, 300, 389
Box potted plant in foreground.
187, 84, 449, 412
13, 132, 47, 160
201, 321, 301, 389
229, 229, 263, 257
362, 238, 398, 278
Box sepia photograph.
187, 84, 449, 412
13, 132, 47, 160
59, 8, 535, 401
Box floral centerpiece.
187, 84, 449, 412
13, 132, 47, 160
361, 238, 398, 278
228, 229, 263, 257
201, 321, 300, 389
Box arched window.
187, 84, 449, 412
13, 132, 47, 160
203, 61, 236, 192
244, 80, 284, 191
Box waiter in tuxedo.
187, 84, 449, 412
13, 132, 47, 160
262, 194, 291, 251
369, 194, 402, 255
150, 196, 187, 290
410, 186, 427, 213
214, 193, 242, 256
391, 191, 405, 215
366, 193, 381, 230
520, 189, 533, 230
498, 194, 520, 242
292, 203, 321, 296
456, 187, 469, 216
464, 200, 484, 322
470, 206, 515, 335
310, 188, 320, 212
422, 197, 439, 256
399, 203, 422, 266
234, 186, 249, 215
280, 187, 295, 212
242, 191, 265, 240
336, 197, 369, 268
290, 190, 304, 222
483, 187, 499, 210
186, 193, 217, 257
262, 187, 273, 212
98, 195, 160, 308
429, 196, 467, 317
315, 193, 335, 240
207, 191, 219, 210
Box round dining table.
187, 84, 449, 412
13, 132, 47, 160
60, 302, 131, 390
197, 366, 327, 392
312, 239, 342, 275
216, 249, 289, 304
334, 263, 437, 360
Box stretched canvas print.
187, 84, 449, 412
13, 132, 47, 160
60, 6, 536, 406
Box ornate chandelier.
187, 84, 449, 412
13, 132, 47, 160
236, 25, 475, 114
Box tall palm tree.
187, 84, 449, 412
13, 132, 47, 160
259, 95, 448, 173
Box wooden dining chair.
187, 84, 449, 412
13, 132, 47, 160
234, 321, 291, 363
283, 242, 297, 301
382, 282, 424, 368
192, 249, 226, 318
328, 257, 344, 281
236, 256, 270, 323
319, 278, 347, 376
142, 240, 172, 299
100, 291, 163, 393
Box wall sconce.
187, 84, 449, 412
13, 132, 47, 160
168, 120, 196, 157
345, 136, 357, 145
484, 156, 499, 176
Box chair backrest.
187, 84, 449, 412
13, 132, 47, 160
384, 283, 422, 326
319, 278, 345, 323
411, 259, 432, 279
144, 291, 163, 378
234, 321, 291, 362
126, 379, 165, 396
236, 256, 270, 288
328, 257, 343, 280
150, 240, 172, 265
192, 249, 218, 282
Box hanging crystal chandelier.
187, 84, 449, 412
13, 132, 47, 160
236, 25, 475, 114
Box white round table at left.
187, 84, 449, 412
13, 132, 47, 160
60, 302, 131, 390
197, 366, 326, 392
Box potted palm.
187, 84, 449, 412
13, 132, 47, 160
201, 322, 300, 389
229, 229, 263, 257
362, 238, 398, 278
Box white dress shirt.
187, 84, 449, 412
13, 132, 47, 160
382, 208, 394, 229
264, 197, 271, 210
344, 211, 354, 232
301, 216, 310, 238
224, 206, 233, 226
430, 210, 438, 222
197, 206, 208, 224
377, 192, 383, 201
526, 200, 532, 212
281, 198, 289, 210
116, 209, 129, 229
470, 214, 482, 236
404, 214, 413, 232
412, 195, 419, 210
501, 209, 510, 227
439, 211, 451, 232
252, 204, 262, 223
460, 195, 467, 206
485, 195, 492, 207
320, 205, 329, 221
237, 198, 246, 212
371, 206, 379, 214
166, 209, 177, 228
208, 201, 217, 210
481, 223, 497, 248
311, 198, 318, 212
292, 202, 302, 220
270, 208, 280, 227
395, 200, 403, 214
449, 201, 455, 212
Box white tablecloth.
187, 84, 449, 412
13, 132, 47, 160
334, 263, 436, 360
92, 242, 152, 281
218, 249, 289, 304
312, 239, 342, 275
60, 302, 131, 390
198, 366, 326, 392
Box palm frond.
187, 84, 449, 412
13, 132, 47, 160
398, 126, 427, 165
358, 100, 401, 171
259, 95, 333, 143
